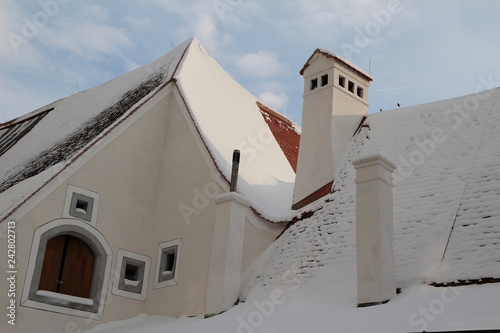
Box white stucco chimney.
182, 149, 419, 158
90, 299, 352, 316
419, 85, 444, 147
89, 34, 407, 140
205, 192, 249, 315
352, 153, 396, 307
293, 49, 372, 209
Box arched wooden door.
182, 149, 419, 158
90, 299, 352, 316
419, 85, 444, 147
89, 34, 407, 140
38, 235, 95, 298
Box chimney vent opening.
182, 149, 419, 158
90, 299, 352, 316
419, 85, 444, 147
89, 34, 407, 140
348, 81, 355, 93
339, 75, 345, 87
321, 74, 328, 87
310, 78, 318, 90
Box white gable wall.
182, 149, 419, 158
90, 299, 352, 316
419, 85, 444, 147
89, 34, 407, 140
0, 38, 294, 332
3, 87, 178, 332
1, 80, 284, 332
144, 86, 221, 317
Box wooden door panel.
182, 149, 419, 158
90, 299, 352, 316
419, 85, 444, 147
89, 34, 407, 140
59, 236, 95, 298
38, 235, 65, 292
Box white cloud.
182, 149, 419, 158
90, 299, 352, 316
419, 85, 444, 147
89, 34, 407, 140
85, 5, 109, 21
148, 0, 236, 54
42, 21, 133, 60
124, 16, 153, 32
194, 14, 219, 51
258, 91, 288, 111
236, 51, 285, 78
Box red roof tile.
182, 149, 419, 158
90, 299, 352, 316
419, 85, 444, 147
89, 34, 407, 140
257, 102, 300, 172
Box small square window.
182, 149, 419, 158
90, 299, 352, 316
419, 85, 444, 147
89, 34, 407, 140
159, 246, 177, 282
348, 81, 355, 93
339, 75, 345, 87
357, 87, 364, 98
154, 239, 182, 289
69, 193, 94, 222
63, 185, 100, 226
119, 259, 144, 293
125, 264, 139, 281
75, 198, 89, 215
112, 249, 150, 301
321, 74, 328, 87
310, 78, 318, 90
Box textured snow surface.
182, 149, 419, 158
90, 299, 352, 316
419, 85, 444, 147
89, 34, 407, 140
85, 280, 500, 333
244, 88, 500, 295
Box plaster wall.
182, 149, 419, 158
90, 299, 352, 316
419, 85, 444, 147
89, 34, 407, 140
353, 155, 396, 305
143, 89, 222, 317
293, 54, 370, 205
0, 87, 219, 332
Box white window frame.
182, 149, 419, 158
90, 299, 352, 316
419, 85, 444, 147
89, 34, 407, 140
112, 249, 151, 301
62, 185, 100, 226
21, 219, 112, 320
153, 239, 182, 289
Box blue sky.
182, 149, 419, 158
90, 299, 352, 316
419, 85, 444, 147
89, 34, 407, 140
1, 0, 500, 125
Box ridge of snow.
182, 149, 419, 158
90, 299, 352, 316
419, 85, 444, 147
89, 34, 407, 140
307, 47, 372, 80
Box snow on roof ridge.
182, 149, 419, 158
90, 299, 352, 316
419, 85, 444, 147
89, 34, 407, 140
300, 47, 372, 81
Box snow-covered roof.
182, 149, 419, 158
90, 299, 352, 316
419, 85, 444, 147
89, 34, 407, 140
174, 40, 297, 220
244, 88, 500, 294
0, 38, 298, 222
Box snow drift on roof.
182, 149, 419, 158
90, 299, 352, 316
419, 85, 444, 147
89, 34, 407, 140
244, 88, 500, 296
174, 40, 297, 220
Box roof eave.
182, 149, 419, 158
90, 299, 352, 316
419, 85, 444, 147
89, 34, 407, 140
299, 48, 373, 82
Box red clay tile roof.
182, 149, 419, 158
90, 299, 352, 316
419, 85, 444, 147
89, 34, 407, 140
257, 102, 300, 172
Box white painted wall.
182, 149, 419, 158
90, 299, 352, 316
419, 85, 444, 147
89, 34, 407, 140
0, 84, 282, 333
206, 192, 249, 315
352, 154, 396, 306
293, 53, 370, 206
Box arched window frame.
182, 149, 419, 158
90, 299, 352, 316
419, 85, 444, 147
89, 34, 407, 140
21, 219, 112, 320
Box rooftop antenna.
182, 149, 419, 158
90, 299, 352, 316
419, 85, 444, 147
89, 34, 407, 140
2, 114, 6, 122
171, 41, 175, 49
368, 58, 371, 75
75, 83, 80, 92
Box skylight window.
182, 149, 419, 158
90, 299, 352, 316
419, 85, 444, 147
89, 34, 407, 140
0, 111, 50, 157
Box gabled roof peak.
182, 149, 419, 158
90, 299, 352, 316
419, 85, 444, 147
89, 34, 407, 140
300, 48, 372, 81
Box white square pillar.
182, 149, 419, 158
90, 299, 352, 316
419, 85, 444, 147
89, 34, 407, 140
352, 153, 396, 307
205, 192, 249, 315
